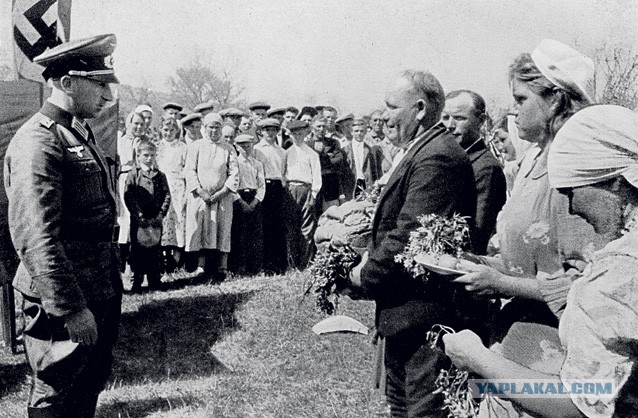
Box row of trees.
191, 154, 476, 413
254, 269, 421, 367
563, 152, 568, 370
120, 42, 638, 125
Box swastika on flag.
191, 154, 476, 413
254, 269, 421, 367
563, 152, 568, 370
12, 0, 71, 81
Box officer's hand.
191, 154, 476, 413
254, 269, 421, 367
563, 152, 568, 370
65, 308, 98, 346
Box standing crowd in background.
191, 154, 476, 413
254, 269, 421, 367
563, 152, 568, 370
6, 31, 638, 418
115, 94, 510, 290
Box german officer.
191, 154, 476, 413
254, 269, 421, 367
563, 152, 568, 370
4, 34, 121, 418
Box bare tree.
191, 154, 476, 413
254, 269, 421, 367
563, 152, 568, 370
167, 56, 244, 110
594, 44, 638, 109
118, 82, 155, 107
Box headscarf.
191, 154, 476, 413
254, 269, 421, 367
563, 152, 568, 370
548, 105, 638, 189
125, 111, 146, 139
531, 39, 596, 104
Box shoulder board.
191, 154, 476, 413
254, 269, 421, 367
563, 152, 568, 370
39, 117, 55, 129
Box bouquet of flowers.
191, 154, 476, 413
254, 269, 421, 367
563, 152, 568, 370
395, 213, 471, 278
304, 244, 361, 315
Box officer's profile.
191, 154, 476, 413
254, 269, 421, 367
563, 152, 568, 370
3, 33, 123, 418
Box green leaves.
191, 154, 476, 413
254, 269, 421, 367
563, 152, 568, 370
395, 214, 471, 279
305, 245, 361, 315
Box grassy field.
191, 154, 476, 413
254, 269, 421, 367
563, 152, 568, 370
0, 271, 389, 417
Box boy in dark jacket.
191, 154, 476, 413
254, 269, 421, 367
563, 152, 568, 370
124, 140, 171, 292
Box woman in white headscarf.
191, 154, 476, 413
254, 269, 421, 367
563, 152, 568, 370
117, 111, 148, 270
183, 113, 239, 281
443, 105, 638, 418
453, 39, 603, 339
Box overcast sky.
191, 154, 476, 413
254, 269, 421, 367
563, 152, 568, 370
17, 0, 638, 114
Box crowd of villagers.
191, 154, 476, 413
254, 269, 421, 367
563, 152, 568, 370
114, 38, 638, 417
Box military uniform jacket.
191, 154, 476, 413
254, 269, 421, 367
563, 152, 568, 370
4, 101, 121, 318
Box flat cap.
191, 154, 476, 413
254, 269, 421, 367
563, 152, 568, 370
257, 118, 281, 129
162, 102, 183, 111
248, 101, 271, 111
234, 134, 255, 144
34, 34, 118, 83
180, 113, 202, 125
335, 113, 354, 124
219, 107, 245, 117
287, 120, 310, 132
203, 113, 223, 126
194, 101, 215, 113
267, 107, 286, 117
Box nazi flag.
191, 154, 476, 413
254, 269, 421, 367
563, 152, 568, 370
12, 0, 71, 82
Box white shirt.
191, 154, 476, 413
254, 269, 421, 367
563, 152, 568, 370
254, 140, 286, 181
352, 140, 365, 180
235, 153, 266, 202
284, 142, 322, 199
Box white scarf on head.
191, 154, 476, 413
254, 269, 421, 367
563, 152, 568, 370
548, 105, 638, 189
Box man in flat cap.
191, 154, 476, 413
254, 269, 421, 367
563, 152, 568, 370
162, 102, 183, 119
284, 120, 322, 268
267, 107, 286, 122
248, 101, 270, 122
253, 118, 289, 274
335, 112, 354, 147
305, 116, 346, 212
219, 107, 245, 130
229, 134, 265, 276
4, 34, 121, 418
193, 101, 215, 117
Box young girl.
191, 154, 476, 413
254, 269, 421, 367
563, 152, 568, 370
156, 117, 188, 273
124, 140, 171, 292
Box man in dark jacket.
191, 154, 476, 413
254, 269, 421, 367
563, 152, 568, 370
4, 34, 121, 418
341, 118, 383, 200
442, 90, 507, 254
347, 70, 484, 417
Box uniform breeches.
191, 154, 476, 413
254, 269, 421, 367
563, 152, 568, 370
22, 295, 122, 418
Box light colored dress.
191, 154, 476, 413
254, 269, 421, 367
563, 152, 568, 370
157, 139, 188, 247
116, 132, 143, 244
559, 228, 638, 418
496, 144, 605, 316
184, 139, 239, 252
